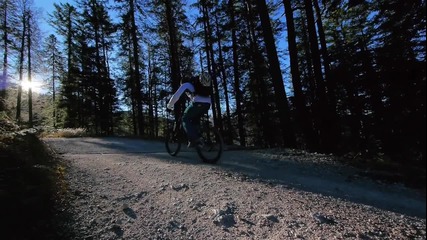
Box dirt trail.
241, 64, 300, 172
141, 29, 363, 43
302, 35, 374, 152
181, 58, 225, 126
44, 137, 426, 239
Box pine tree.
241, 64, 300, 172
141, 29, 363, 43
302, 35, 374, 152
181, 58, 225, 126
228, 0, 246, 146
43, 34, 64, 128
256, 0, 296, 148
0, 0, 17, 112
283, 0, 317, 150
50, 3, 80, 128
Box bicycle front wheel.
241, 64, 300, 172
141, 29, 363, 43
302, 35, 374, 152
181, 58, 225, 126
196, 127, 223, 164
165, 129, 182, 156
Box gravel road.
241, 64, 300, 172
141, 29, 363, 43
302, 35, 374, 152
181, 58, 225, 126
43, 137, 426, 239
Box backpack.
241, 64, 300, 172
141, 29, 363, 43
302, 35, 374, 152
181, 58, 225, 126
190, 76, 211, 97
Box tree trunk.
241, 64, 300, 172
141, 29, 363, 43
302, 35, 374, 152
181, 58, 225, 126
313, 0, 340, 150
304, 0, 336, 152
256, 0, 296, 147
148, 47, 155, 138
27, 13, 32, 128
228, 0, 246, 146
52, 50, 56, 128
130, 0, 144, 136
16, 11, 26, 123
165, 0, 182, 119
213, 12, 233, 145
200, 2, 222, 131
283, 0, 317, 150
246, 0, 275, 147
313, 0, 336, 108
0, 2, 9, 112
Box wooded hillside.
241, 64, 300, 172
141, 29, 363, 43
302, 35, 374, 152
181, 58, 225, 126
0, 0, 425, 171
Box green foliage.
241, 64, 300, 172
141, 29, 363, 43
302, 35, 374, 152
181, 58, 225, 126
289, 0, 426, 166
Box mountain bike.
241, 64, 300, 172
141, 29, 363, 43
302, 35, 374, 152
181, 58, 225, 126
164, 111, 223, 164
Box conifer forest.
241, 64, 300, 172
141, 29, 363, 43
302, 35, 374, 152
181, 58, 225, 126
0, 0, 425, 170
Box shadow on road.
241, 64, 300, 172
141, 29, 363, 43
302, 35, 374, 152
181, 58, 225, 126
44, 137, 426, 219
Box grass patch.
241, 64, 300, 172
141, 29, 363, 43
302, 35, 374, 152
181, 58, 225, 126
39, 127, 88, 138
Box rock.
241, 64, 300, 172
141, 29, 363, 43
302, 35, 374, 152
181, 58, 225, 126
261, 214, 279, 223
213, 214, 236, 228
313, 213, 337, 225
171, 183, 189, 191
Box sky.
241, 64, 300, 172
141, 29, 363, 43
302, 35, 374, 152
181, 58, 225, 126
35, 0, 129, 37
35, 0, 68, 35
14, 0, 69, 93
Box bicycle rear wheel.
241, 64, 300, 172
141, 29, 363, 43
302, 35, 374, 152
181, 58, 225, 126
165, 128, 182, 156
196, 127, 223, 163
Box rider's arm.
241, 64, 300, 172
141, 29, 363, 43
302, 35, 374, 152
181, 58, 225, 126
167, 82, 194, 109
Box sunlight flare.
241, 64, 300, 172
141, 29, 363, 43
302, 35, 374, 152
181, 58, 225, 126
21, 79, 43, 93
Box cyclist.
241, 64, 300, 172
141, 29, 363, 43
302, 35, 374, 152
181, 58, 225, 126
166, 73, 212, 148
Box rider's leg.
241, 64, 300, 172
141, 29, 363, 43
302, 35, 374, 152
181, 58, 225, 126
183, 102, 210, 146
191, 103, 210, 141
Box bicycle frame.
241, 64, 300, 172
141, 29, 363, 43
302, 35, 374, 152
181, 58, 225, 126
164, 109, 223, 163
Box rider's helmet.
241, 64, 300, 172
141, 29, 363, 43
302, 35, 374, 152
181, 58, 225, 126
199, 72, 211, 87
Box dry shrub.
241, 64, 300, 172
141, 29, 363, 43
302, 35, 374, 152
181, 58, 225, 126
0, 111, 19, 134
39, 128, 88, 138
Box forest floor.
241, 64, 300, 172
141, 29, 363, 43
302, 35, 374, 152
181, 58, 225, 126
0, 132, 425, 239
